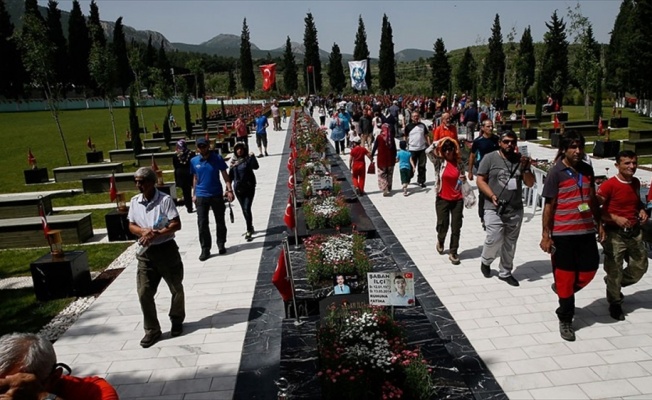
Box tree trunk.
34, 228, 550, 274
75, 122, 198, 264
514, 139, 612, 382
44, 87, 72, 166
108, 99, 117, 150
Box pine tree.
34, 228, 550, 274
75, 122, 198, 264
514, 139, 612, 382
113, 17, 133, 95
24, 0, 44, 24
483, 14, 505, 99
67, 0, 91, 92
156, 41, 173, 86
567, 3, 600, 119
629, 0, 652, 97
378, 14, 396, 93
142, 35, 157, 94
303, 12, 322, 94
541, 11, 569, 107
454, 47, 476, 96
129, 85, 142, 155
605, 0, 633, 96
87, 0, 105, 47
0, 0, 23, 98
283, 36, 298, 94
89, 22, 118, 148
353, 15, 371, 91
515, 26, 536, 104
46, 1, 67, 89
239, 18, 255, 96
430, 38, 451, 97
327, 43, 345, 93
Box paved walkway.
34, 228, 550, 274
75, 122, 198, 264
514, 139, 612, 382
52, 114, 652, 399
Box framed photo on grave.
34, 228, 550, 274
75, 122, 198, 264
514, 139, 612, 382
310, 175, 333, 191
367, 271, 415, 307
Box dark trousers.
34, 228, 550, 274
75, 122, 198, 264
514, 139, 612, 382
196, 196, 227, 251
236, 189, 255, 233
334, 140, 346, 154
436, 197, 464, 252
137, 240, 185, 334
410, 149, 427, 184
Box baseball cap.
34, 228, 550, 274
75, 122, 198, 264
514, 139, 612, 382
196, 137, 209, 146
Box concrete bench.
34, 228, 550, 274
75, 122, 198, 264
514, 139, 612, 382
109, 147, 162, 162
53, 163, 123, 183
143, 137, 185, 148
629, 130, 652, 141
0, 213, 94, 249
136, 152, 177, 166
81, 172, 138, 194
564, 120, 594, 127
0, 193, 52, 219
623, 139, 652, 156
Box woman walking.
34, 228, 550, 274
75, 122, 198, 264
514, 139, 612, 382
432, 137, 466, 265
349, 136, 372, 196
371, 123, 397, 197
172, 139, 194, 213
229, 143, 259, 241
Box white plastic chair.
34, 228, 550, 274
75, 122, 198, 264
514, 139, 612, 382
529, 167, 546, 215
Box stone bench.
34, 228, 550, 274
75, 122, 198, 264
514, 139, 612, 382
0, 193, 52, 219
109, 147, 162, 162
623, 139, 652, 156
0, 213, 93, 249
136, 152, 177, 166
81, 172, 138, 194
143, 137, 185, 148
564, 120, 594, 127
629, 130, 652, 141
53, 163, 123, 183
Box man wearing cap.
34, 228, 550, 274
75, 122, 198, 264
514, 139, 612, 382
254, 109, 269, 157
128, 167, 185, 347
191, 137, 234, 261
476, 130, 534, 287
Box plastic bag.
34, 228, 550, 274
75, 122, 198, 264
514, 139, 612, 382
367, 162, 376, 174
461, 181, 476, 209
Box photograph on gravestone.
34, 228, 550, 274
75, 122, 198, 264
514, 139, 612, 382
368, 272, 415, 307
332, 273, 359, 295
310, 175, 333, 191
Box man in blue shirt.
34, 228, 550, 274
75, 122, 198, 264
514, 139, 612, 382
254, 109, 269, 157
191, 138, 234, 261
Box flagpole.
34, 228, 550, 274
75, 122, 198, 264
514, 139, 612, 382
283, 238, 303, 325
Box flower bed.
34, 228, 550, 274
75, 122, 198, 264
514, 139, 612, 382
318, 305, 433, 399
304, 232, 369, 285
303, 195, 350, 230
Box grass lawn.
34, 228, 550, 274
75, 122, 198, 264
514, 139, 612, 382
0, 242, 131, 335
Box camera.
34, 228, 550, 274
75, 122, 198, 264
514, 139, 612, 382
496, 199, 509, 215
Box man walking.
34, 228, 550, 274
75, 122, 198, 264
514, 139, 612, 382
191, 137, 235, 261
540, 132, 601, 341
254, 109, 269, 157
597, 150, 648, 321
404, 111, 431, 188
476, 130, 534, 286
468, 120, 500, 228
128, 167, 185, 348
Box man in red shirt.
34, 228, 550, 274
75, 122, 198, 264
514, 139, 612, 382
597, 150, 648, 321
0, 333, 118, 400
540, 131, 602, 341
432, 113, 459, 145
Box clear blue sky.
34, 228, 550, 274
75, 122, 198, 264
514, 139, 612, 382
44, 0, 621, 56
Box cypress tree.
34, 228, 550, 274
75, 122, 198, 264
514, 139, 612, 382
143, 35, 157, 93
454, 47, 476, 96
228, 69, 237, 97
515, 26, 536, 104
46, 1, 68, 89
24, 0, 45, 24
89, 23, 118, 148
67, 0, 91, 92
430, 38, 451, 97
113, 17, 133, 95
541, 11, 569, 107
605, 0, 633, 96
303, 12, 322, 94
378, 14, 396, 93
283, 36, 298, 94
0, 0, 23, 98
183, 87, 192, 139
483, 14, 505, 99
129, 86, 142, 155
87, 0, 105, 47
201, 97, 207, 131
353, 15, 371, 91
327, 43, 345, 93
156, 41, 173, 86
239, 18, 255, 95
593, 66, 603, 124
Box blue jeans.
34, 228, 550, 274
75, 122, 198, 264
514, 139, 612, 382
195, 196, 227, 251
236, 189, 255, 233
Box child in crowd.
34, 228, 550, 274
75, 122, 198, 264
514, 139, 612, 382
396, 140, 415, 196
349, 136, 372, 196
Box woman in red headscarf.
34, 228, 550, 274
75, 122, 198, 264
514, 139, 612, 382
371, 123, 397, 196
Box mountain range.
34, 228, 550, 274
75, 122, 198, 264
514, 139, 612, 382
6, 0, 434, 62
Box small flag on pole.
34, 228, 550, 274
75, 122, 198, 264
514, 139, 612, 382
272, 248, 293, 301
86, 136, 94, 151
109, 173, 117, 202
39, 201, 50, 238
598, 116, 603, 135
284, 195, 295, 230
553, 114, 560, 130
151, 155, 159, 172
28, 148, 36, 167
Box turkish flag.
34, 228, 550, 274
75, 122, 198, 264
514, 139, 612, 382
287, 148, 296, 173
260, 63, 276, 92
553, 114, 560, 130
272, 248, 293, 301
598, 117, 603, 135
284, 195, 295, 230
151, 156, 159, 172
109, 173, 117, 202
28, 148, 36, 166
307, 65, 313, 73
86, 136, 93, 151
39, 201, 50, 238
288, 172, 294, 190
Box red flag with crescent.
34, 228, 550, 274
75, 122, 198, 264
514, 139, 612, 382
553, 114, 560, 130
284, 195, 295, 230
288, 172, 294, 190
28, 148, 36, 166
272, 248, 293, 301
109, 173, 117, 202
260, 63, 276, 92
151, 156, 159, 172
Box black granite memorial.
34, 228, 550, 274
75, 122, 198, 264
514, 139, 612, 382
30, 251, 91, 301
519, 128, 538, 141
593, 140, 620, 158
24, 168, 49, 184
86, 151, 104, 163
105, 209, 138, 241
610, 117, 629, 128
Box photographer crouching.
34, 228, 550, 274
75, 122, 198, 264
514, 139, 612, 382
476, 130, 535, 286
